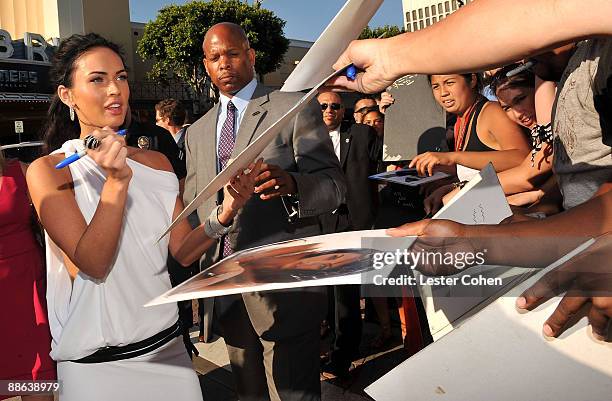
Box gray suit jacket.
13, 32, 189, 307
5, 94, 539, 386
183, 84, 346, 340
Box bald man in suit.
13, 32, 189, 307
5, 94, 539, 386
183, 23, 345, 401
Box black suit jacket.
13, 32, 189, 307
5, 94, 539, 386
126, 119, 187, 179
321, 122, 379, 232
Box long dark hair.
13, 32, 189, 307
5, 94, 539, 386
43, 33, 126, 154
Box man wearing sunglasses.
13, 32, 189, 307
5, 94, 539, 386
316, 90, 380, 378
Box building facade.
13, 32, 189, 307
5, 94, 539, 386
402, 0, 471, 32
262, 39, 313, 89
0, 0, 137, 154
0, 0, 310, 151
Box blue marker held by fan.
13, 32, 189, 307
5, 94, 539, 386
345, 64, 357, 81
55, 129, 128, 169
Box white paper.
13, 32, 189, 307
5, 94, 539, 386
280, 0, 383, 92
434, 163, 512, 224
417, 163, 520, 340
157, 66, 353, 240
365, 240, 612, 401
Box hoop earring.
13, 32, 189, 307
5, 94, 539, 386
69, 106, 75, 121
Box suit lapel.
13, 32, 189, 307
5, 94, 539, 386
340, 127, 352, 168
202, 103, 219, 178
232, 84, 270, 159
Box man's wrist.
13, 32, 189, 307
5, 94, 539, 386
203, 205, 233, 240
385, 35, 409, 80
217, 204, 234, 227
287, 174, 299, 197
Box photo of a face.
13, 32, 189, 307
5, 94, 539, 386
236, 245, 376, 281
167, 242, 378, 296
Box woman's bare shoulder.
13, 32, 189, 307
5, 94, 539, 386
27, 154, 73, 190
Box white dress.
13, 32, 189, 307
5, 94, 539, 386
46, 139, 202, 401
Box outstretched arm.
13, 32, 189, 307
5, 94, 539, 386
329, 0, 612, 93
387, 184, 611, 276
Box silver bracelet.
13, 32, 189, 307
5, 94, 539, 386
203, 205, 232, 239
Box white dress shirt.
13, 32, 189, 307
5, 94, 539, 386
329, 129, 341, 162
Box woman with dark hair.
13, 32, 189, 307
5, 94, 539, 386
416, 73, 531, 214
0, 149, 56, 401
439, 64, 559, 211
413, 73, 530, 177
26, 33, 259, 401
490, 63, 558, 206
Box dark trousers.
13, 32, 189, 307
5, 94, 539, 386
327, 284, 362, 370
215, 294, 322, 401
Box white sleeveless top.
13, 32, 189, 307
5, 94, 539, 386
46, 139, 179, 361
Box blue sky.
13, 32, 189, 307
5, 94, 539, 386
129, 0, 403, 42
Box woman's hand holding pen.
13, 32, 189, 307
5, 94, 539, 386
87, 127, 132, 183
219, 158, 263, 226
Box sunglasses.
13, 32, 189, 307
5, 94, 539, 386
320, 103, 342, 111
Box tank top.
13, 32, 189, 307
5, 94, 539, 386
463, 100, 495, 152
46, 139, 179, 361
456, 99, 495, 181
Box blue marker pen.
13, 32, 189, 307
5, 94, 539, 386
345, 64, 357, 81
55, 129, 128, 169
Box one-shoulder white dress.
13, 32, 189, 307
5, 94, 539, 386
45, 139, 203, 401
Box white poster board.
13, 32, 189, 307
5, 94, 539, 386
365, 241, 612, 401
417, 163, 526, 341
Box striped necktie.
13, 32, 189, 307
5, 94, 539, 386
218, 100, 236, 257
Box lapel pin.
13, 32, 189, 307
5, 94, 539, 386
137, 136, 151, 150
345, 138, 350, 143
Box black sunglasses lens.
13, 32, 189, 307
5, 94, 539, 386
320, 103, 341, 111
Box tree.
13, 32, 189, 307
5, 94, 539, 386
137, 0, 289, 104
359, 25, 404, 40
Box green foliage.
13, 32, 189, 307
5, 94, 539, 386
358, 25, 404, 40
136, 0, 289, 98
